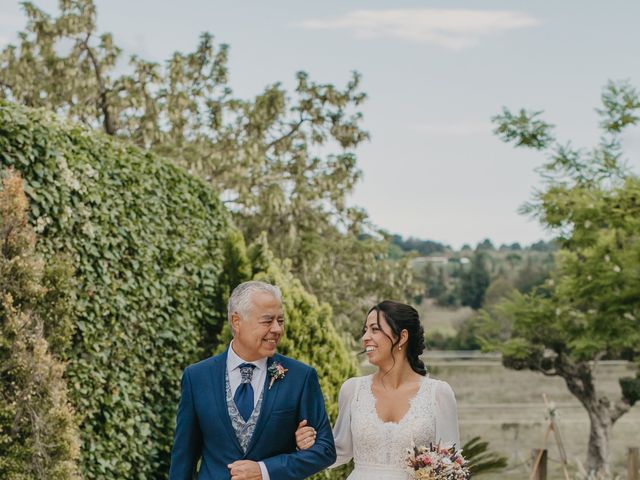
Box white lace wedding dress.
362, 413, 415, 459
332, 374, 460, 479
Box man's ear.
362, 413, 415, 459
231, 312, 241, 335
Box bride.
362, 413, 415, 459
296, 300, 460, 479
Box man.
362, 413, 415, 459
169, 281, 336, 479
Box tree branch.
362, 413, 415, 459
592, 350, 607, 366
534, 367, 559, 377
266, 117, 306, 150
556, 355, 597, 409
80, 33, 116, 135
611, 397, 631, 424
189, 48, 209, 93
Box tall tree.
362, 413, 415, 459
491, 80, 640, 476
460, 253, 491, 309
0, 0, 418, 337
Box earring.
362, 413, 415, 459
398, 346, 402, 351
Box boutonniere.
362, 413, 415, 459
267, 361, 288, 390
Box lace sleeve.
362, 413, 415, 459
331, 377, 357, 468
434, 380, 460, 447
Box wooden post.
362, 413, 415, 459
629, 447, 639, 480
530, 448, 547, 480
543, 394, 571, 480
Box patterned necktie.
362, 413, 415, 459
234, 363, 256, 421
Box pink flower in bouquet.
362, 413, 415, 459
405, 442, 470, 480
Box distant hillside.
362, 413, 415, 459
389, 235, 449, 255
390, 234, 555, 256
386, 234, 557, 349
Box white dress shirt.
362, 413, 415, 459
227, 341, 270, 480
227, 341, 268, 407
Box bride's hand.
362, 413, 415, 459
295, 419, 316, 450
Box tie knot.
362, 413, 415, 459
239, 363, 255, 384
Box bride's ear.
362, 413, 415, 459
398, 328, 409, 350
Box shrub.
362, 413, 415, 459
0, 169, 81, 479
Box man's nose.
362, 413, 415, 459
270, 319, 283, 333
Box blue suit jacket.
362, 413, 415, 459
169, 350, 336, 479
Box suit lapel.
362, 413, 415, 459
245, 355, 283, 455
208, 348, 243, 452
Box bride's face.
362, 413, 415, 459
361, 310, 396, 366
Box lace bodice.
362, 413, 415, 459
332, 375, 459, 476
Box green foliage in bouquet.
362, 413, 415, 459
216, 234, 358, 479
0, 101, 237, 479
0, 170, 81, 479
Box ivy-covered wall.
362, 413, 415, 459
0, 102, 233, 479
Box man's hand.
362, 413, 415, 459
227, 460, 262, 480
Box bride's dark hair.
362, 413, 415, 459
367, 300, 427, 376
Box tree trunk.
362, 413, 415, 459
585, 406, 612, 476
560, 360, 614, 477
562, 362, 633, 477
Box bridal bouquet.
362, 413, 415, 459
405, 442, 471, 480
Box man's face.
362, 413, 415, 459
232, 291, 284, 361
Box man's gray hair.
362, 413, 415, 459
227, 281, 282, 329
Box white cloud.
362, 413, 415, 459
296, 9, 540, 49
412, 121, 492, 136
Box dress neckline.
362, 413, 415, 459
365, 374, 427, 426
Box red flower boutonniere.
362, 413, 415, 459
267, 361, 288, 390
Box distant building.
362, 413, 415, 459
425, 256, 448, 264
411, 255, 470, 268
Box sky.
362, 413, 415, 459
1, 0, 640, 249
